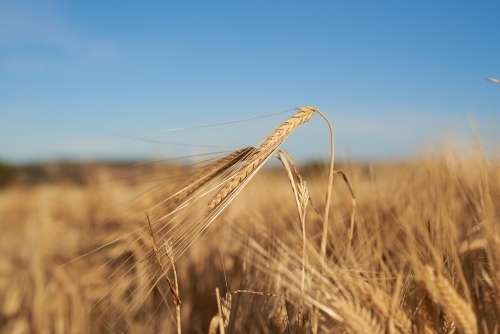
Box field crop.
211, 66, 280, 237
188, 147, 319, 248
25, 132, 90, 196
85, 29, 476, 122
0, 108, 499, 334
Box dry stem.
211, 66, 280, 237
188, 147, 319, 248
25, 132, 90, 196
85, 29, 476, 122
215, 287, 226, 334
278, 149, 309, 331
165, 239, 181, 334
312, 108, 335, 334
146, 213, 180, 305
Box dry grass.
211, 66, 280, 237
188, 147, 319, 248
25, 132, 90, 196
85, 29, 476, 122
0, 109, 499, 333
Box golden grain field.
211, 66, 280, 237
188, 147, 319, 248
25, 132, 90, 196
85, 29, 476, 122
0, 109, 499, 334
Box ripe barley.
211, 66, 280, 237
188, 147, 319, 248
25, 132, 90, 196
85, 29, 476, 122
208, 106, 318, 211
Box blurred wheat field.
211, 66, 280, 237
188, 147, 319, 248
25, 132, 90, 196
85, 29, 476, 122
0, 114, 499, 333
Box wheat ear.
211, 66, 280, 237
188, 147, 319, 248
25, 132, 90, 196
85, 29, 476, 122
208, 107, 318, 211
172, 147, 254, 203
220, 292, 231, 330
342, 275, 412, 334
334, 299, 385, 334
271, 274, 290, 333
421, 266, 477, 334
440, 309, 457, 334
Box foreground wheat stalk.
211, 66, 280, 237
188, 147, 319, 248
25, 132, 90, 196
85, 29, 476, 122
278, 150, 310, 328
312, 108, 336, 334
147, 107, 331, 281
148, 106, 338, 333
147, 213, 180, 305
164, 239, 181, 334
204, 106, 337, 334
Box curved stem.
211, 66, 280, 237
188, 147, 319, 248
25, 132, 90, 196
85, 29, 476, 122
316, 110, 335, 272
311, 109, 334, 334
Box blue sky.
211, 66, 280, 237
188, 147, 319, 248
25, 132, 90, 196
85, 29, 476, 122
1, 1, 499, 163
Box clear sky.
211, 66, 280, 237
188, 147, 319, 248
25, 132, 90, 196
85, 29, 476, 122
1, 1, 499, 163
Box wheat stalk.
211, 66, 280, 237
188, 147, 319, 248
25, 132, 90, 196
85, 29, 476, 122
312, 106, 336, 334
146, 213, 180, 305
215, 287, 226, 334
208, 314, 221, 334
277, 149, 310, 330
164, 239, 181, 334
230, 290, 277, 297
